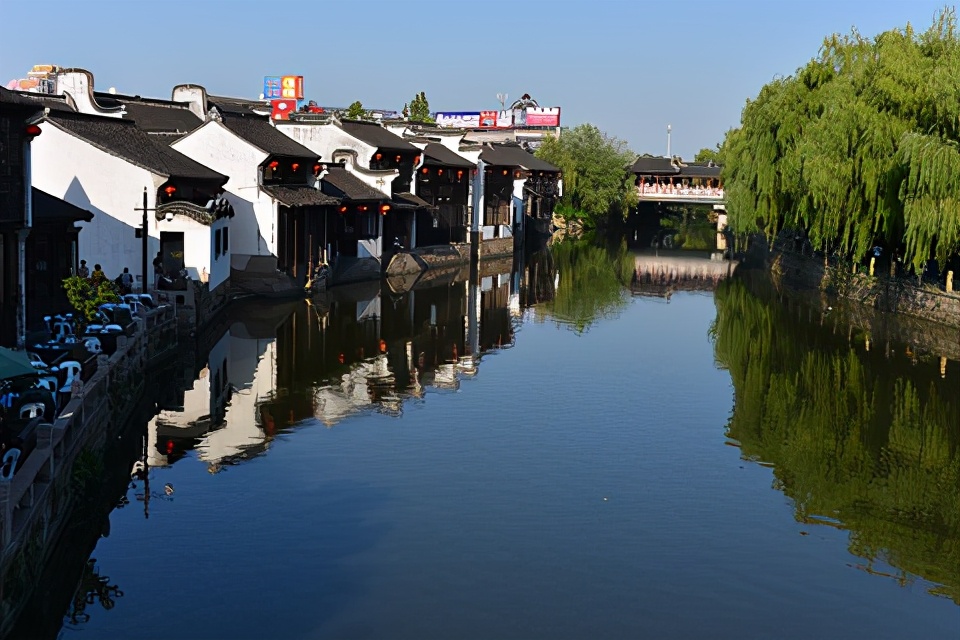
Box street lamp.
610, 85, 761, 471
667, 124, 672, 158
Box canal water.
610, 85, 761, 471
12, 238, 960, 639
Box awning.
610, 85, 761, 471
394, 192, 436, 209
0, 347, 38, 381
263, 185, 341, 207
32, 188, 94, 222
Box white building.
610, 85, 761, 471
170, 107, 335, 287
30, 109, 231, 292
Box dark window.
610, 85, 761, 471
214, 229, 222, 258
358, 210, 379, 239
223, 227, 229, 253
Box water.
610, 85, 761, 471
13, 240, 960, 639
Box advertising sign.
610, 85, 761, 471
435, 112, 481, 128
271, 99, 296, 120
263, 75, 304, 101
479, 111, 498, 128
525, 107, 561, 127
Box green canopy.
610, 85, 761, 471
0, 347, 39, 381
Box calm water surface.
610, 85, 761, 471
18, 241, 960, 639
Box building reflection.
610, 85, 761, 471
146, 253, 524, 463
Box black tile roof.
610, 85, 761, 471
340, 120, 418, 152
394, 192, 435, 209
679, 162, 722, 179
95, 93, 202, 134
629, 155, 679, 175
33, 187, 93, 222
422, 143, 474, 168
3, 88, 75, 112
209, 95, 271, 116
47, 111, 226, 183
262, 185, 341, 207
220, 114, 319, 159
479, 143, 559, 172
0, 86, 47, 112
321, 166, 388, 202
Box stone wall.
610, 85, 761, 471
479, 237, 514, 259
766, 245, 960, 330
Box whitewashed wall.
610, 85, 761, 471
31, 123, 161, 284
172, 121, 277, 260
277, 123, 377, 168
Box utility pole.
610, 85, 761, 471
667, 124, 672, 159
133, 187, 153, 293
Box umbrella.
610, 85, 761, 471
0, 346, 39, 381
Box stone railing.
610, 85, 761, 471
0, 324, 149, 633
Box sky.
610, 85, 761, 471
0, 0, 953, 159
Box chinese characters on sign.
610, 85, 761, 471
263, 76, 304, 100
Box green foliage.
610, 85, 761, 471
408, 91, 435, 123
62, 275, 120, 322
344, 100, 368, 120
543, 235, 633, 333
722, 9, 960, 272
711, 273, 960, 603
535, 124, 638, 227
694, 145, 721, 164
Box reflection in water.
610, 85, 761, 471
63, 560, 123, 627
712, 271, 960, 603
14, 237, 959, 638
534, 236, 635, 333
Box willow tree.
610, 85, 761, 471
536, 124, 638, 227
722, 10, 960, 272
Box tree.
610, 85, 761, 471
62, 275, 120, 322
535, 123, 637, 227
344, 100, 367, 120
694, 145, 721, 164
408, 91, 434, 123
721, 9, 960, 273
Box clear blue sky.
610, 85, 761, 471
0, 0, 951, 159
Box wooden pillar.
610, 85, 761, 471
869, 257, 875, 276
947, 271, 954, 292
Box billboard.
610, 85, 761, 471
435, 112, 481, 128
525, 107, 560, 127
263, 75, 304, 101
271, 99, 296, 120
435, 107, 560, 129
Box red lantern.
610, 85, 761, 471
338, 205, 348, 213
414, 155, 421, 164
268, 160, 279, 169
375, 153, 382, 161
359, 205, 369, 212
24, 124, 42, 139
437, 168, 443, 176
514, 170, 522, 179
292, 163, 300, 171
456, 170, 464, 180
164, 185, 177, 196
380, 204, 391, 214
395, 155, 401, 163
421, 167, 429, 175
502, 169, 508, 176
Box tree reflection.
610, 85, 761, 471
711, 273, 960, 603
542, 235, 634, 333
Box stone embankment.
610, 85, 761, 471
743, 237, 960, 361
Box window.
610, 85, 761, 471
358, 210, 379, 239
223, 227, 229, 253
214, 229, 222, 259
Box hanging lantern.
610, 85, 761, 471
375, 153, 383, 161
338, 205, 348, 214
395, 155, 401, 163
292, 163, 300, 171
164, 185, 177, 196
359, 205, 369, 212
514, 170, 522, 179
456, 170, 464, 180
380, 204, 391, 215
268, 160, 279, 169
421, 167, 430, 175
437, 168, 444, 177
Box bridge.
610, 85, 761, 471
631, 252, 738, 298
629, 155, 725, 206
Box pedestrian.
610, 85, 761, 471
120, 267, 134, 294
77, 260, 90, 278
91, 264, 106, 285
152, 252, 164, 289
